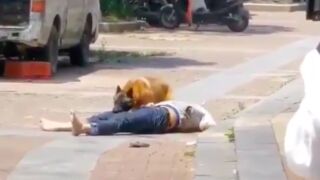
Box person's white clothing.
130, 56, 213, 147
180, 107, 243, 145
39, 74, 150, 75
156, 100, 216, 132
191, 0, 208, 11
285, 49, 320, 179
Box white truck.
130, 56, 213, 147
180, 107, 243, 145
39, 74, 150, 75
0, 0, 101, 74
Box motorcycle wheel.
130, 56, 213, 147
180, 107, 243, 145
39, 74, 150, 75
227, 7, 249, 32
146, 18, 161, 27
160, 6, 180, 29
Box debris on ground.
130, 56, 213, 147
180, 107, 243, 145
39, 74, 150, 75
129, 141, 150, 148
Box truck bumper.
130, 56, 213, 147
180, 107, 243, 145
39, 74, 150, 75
0, 13, 46, 47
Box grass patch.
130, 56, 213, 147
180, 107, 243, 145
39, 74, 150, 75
225, 127, 235, 143
100, 0, 134, 20
102, 15, 136, 23
102, 16, 122, 23
184, 150, 196, 158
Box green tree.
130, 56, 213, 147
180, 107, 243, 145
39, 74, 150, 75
100, 0, 133, 18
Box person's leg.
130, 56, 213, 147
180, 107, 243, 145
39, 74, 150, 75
40, 118, 72, 131
40, 112, 92, 135
86, 107, 169, 135
71, 112, 91, 136
40, 110, 119, 132
87, 111, 115, 123
40, 110, 84, 132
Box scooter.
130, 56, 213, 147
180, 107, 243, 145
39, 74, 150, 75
127, 0, 250, 32
126, 0, 181, 29
178, 0, 250, 32
306, 0, 320, 20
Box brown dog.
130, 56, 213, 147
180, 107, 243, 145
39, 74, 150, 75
112, 77, 172, 112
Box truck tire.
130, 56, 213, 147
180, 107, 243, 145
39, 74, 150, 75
44, 26, 59, 74
2, 42, 20, 59
69, 22, 91, 66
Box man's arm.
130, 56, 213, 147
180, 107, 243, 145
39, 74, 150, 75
141, 102, 155, 107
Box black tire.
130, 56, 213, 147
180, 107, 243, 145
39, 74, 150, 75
146, 18, 161, 27
0, 60, 4, 76
227, 8, 249, 32
2, 42, 20, 59
44, 26, 59, 74
69, 21, 91, 66
0, 42, 3, 54
160, 6, 180, 29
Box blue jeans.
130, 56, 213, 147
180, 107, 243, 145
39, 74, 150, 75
87, 107, 169, 135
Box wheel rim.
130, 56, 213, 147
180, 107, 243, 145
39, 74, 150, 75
234, 18, 245, 27
162, 9, 178, 28
229, 14, 248, 32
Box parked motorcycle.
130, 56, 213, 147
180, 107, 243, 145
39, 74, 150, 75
126, 0, 181, 29
127, 0, 250, 32
306, 0, 320, 20
179, 0, 250, 32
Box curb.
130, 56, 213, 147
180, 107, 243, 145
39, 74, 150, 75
195, 120, 237, 180
99, 20, 147, 33
234, 79, 303, 180
244, 2, 306, 12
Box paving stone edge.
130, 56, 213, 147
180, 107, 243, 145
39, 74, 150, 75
244, 2, 305, 12
234, 79, 303, 180
99, 20, 147, 33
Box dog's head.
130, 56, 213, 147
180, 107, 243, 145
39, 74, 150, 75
112, 85, 134, 113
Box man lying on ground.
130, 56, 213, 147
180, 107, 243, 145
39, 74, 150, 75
40, 100, 216, 136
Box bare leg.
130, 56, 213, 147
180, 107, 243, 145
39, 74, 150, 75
71, 111, 91, 136
40, 118, 72, 132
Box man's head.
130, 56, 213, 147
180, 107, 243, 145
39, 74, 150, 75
185, 105, 216, 131
185, 106, 204, 122
112, 85, 134, 113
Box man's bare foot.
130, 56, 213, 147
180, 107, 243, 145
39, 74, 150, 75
40, 118, 72, 132
71, 111, 84, 136
40, 118, 60, 131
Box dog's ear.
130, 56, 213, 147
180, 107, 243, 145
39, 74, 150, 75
126, 87, 134, 98
116, 85, 122, 94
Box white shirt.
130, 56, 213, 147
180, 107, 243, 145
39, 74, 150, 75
156, 100, 216, 132
285, 49, 320, 179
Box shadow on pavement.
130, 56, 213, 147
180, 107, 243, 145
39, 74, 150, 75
139, 24, 295, 35
0, 52, 215, 84
202, 24, 294, 35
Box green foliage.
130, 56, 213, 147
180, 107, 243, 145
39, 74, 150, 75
100, 0, 133, 19
225, 127, 235, 143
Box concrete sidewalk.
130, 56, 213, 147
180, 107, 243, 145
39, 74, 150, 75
2, 37, 316, 180
2, 12, 320, 180
234, 79, 302, 180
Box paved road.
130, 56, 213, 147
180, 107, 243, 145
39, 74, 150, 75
0, 11, 319, 180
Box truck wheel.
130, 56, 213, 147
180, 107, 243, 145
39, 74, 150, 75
2, 42, 20, 59
69, 22, 91, 66
44, 26, 59, 74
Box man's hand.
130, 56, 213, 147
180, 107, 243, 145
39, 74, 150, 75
143, 103, 155, 107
